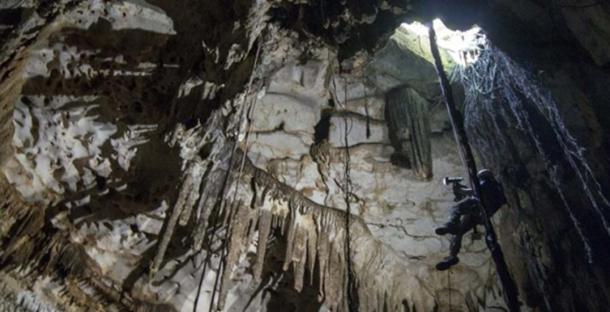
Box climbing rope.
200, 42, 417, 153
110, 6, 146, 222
360, 70, 371, 139
447, 269, 453, 312
340, 74, 358, 312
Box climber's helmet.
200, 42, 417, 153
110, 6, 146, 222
477, 169, 495, 182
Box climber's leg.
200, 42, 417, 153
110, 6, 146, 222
435, 243, 461, 271
436, 216, 475, 271
435, 197, 478, 235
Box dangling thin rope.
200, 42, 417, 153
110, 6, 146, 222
340, 75, 358, 312
360, 70, 371, 139
447, 270, 453, 312
210, 36, 264, 311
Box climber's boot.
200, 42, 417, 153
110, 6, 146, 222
435, 222, 459, 235
435, 256, 459, 271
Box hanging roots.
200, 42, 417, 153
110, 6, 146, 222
458, 39, 610, 263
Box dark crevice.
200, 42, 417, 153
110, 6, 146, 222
314, 109, 332, 144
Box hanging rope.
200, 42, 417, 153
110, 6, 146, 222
343, 117, 356, 311
212, 35, 265, 311
447, 270, 453, 312
360, 69, 371, 139
192, 34, 264, 312
426, 22, 521, 312
340, 74, 358, 312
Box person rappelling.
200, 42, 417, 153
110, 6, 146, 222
435, 169, 507, 270
427, 21, 521, 311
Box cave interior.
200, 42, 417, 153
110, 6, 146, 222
0, 0, 610, 311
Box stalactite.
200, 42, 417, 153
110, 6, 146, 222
179, 162, 207, 226
217, 199, 249, 310
253, 209, 272, 282
182, 141, 435, 311
0, 177, 34, 243
149, 169, 193, 275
